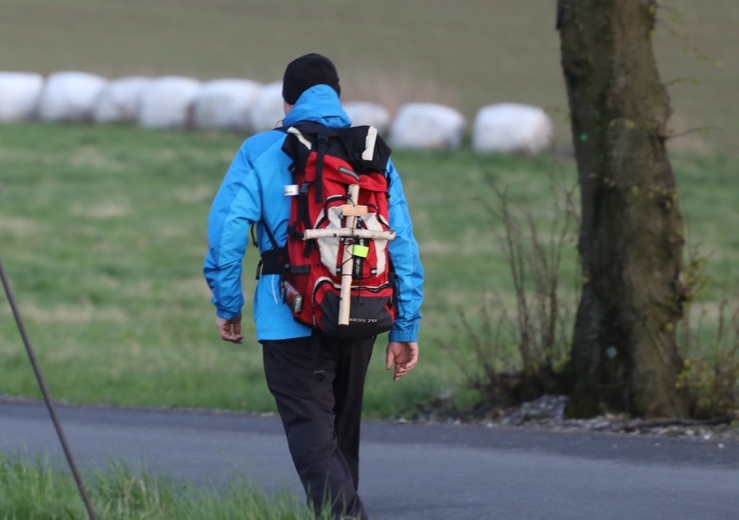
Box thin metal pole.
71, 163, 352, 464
0, 258, 97, 520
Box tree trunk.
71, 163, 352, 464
557, 0, 690, 418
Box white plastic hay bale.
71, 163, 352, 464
93, 76, 154, 123
389, 103, 465, 150
343, 102, 391, 134
0, 72, 44, 122
192, 79, 262, 133
138, 76, 202, 130
37, 71, 108, 122
473, 103, 553, 155
249, 82, 285, 132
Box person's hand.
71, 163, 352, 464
385, 341, 419, 382
216, 316, 243, 344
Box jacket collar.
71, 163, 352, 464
282, 85, 351, 129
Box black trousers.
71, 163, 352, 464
262, 335, 375, 520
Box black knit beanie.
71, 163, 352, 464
282, 53, 341, 105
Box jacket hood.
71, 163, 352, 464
282, 84, 351, 129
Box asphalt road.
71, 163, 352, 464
2, 399, 738, 520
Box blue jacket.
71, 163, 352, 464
204, 85, 423, 343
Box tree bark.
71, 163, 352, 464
557, 0, 690, 418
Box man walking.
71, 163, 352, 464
204, 53, 424, 519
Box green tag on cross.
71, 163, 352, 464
352, 244, 369, 258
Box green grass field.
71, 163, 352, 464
0, 123, 523, 416
0, 123, 737, 416
0, 0, 737, 152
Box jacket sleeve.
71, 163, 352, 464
386, 158, 424, 343
203, 143, 263, 319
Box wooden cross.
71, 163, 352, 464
302, 184, 396, 326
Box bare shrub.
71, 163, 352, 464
439, 168, 580, 407
677, 294, 739, 419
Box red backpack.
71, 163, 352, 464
260, 122, 396, 340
